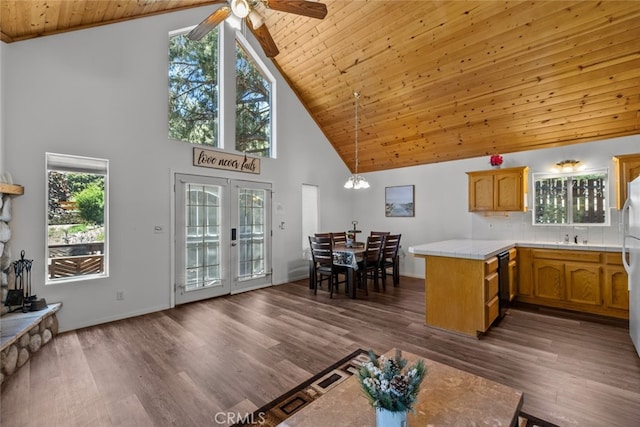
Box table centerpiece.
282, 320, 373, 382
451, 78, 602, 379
357, 349, 427, 427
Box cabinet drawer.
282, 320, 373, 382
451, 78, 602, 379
485, 272, 498, 301
508, 248, 517, 261
485, 257, 498, 274
485, 295, 499, 328
604, 252, 624, 266
533, 249, 601, 263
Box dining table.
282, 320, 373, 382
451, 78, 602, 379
331, 244, 366, 299
308, 244, 366, 299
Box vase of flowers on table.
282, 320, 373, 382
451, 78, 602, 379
357, 349, 427, 427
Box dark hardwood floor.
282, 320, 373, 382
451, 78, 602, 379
2, 277, 639, 426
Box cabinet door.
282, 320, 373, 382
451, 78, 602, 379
494, 171, 523, 211
604, 265, 629, 310
508, 259, 517, 301
517, 248, 533, 296
614, 153, 640, 209
469, 175, 494, 211
533, 260, 565, 300
565, 263, 601, 306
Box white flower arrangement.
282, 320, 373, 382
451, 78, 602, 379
357, 350, 426, 413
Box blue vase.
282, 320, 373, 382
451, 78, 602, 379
375, 408, 407, 427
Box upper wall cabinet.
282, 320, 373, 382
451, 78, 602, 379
614, 153, 640, 209
467, 166, 529, 212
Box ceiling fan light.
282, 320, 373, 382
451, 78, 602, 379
248, 9, 264, 29
230, 0, 250, 18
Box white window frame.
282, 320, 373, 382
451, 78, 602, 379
532, 168, 610, 226
45, 153, 109, 284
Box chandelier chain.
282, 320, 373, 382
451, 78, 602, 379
354, 91, 360, 174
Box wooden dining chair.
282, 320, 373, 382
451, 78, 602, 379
331, 231, 347, 246
370, 231, 390, 237
380, 234, 401, 289
309, 236, 346, 298
358, 235, 384, 293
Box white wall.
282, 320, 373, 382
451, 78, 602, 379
354, 134, 640, 278
3, 7, 352, 332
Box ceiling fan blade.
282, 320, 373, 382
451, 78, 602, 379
187, 6, 231, 41
266, 0, 328, 19
248, 21, 279, 58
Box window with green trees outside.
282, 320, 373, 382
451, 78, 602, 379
46, 153, 108, 283
168, 27, 274, 158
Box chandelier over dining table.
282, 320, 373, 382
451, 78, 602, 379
344, 91, 370, 189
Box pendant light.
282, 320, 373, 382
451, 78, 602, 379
344, 92, 370, 189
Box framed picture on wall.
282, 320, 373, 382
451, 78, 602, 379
385, 185, 414, 217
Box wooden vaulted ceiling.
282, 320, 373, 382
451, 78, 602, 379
2, 1, 640, 173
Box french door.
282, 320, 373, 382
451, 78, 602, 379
175, 174, 272, 305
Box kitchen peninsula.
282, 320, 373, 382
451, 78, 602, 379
409, 239, 516, 337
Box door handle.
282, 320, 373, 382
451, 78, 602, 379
231, 242, 237, 247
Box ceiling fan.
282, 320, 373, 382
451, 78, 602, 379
187, 0, 328, 58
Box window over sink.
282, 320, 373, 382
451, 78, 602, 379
533, 169, 609, 226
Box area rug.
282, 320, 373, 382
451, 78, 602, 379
232, 348, 558, 427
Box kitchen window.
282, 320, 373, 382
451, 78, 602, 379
533, 169, 609, 225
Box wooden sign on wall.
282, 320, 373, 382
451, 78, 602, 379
193, 147, 260, 174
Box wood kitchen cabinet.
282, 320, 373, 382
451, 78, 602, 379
422, 255, 499, 337
533, 259, 565, 301
565, 262, 601, 306
603, 252, 630, 312
614, 153, 640, 209
467, 166, 528, 212
517, 248, 628, 319
507, 248, 517, 301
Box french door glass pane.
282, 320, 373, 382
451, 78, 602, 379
186, 184, 221, 290
238, 188, 266, 280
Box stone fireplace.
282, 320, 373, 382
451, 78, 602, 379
0, 175, 61, 387
0, 173, 22, 314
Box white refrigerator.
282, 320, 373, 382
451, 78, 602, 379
623, 176, 640, 357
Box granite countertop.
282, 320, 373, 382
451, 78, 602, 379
409, 239, 623, 260
408, 239, 516, 260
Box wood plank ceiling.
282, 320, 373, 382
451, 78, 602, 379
2, 1, 639, 173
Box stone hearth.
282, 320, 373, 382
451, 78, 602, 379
0, 302, 61, 386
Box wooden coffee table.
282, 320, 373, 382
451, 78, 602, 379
278, 348, 523, 426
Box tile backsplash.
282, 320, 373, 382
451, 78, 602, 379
471, 208, 623, 245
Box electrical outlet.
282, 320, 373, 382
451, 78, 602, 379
116, 291, 124, 301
